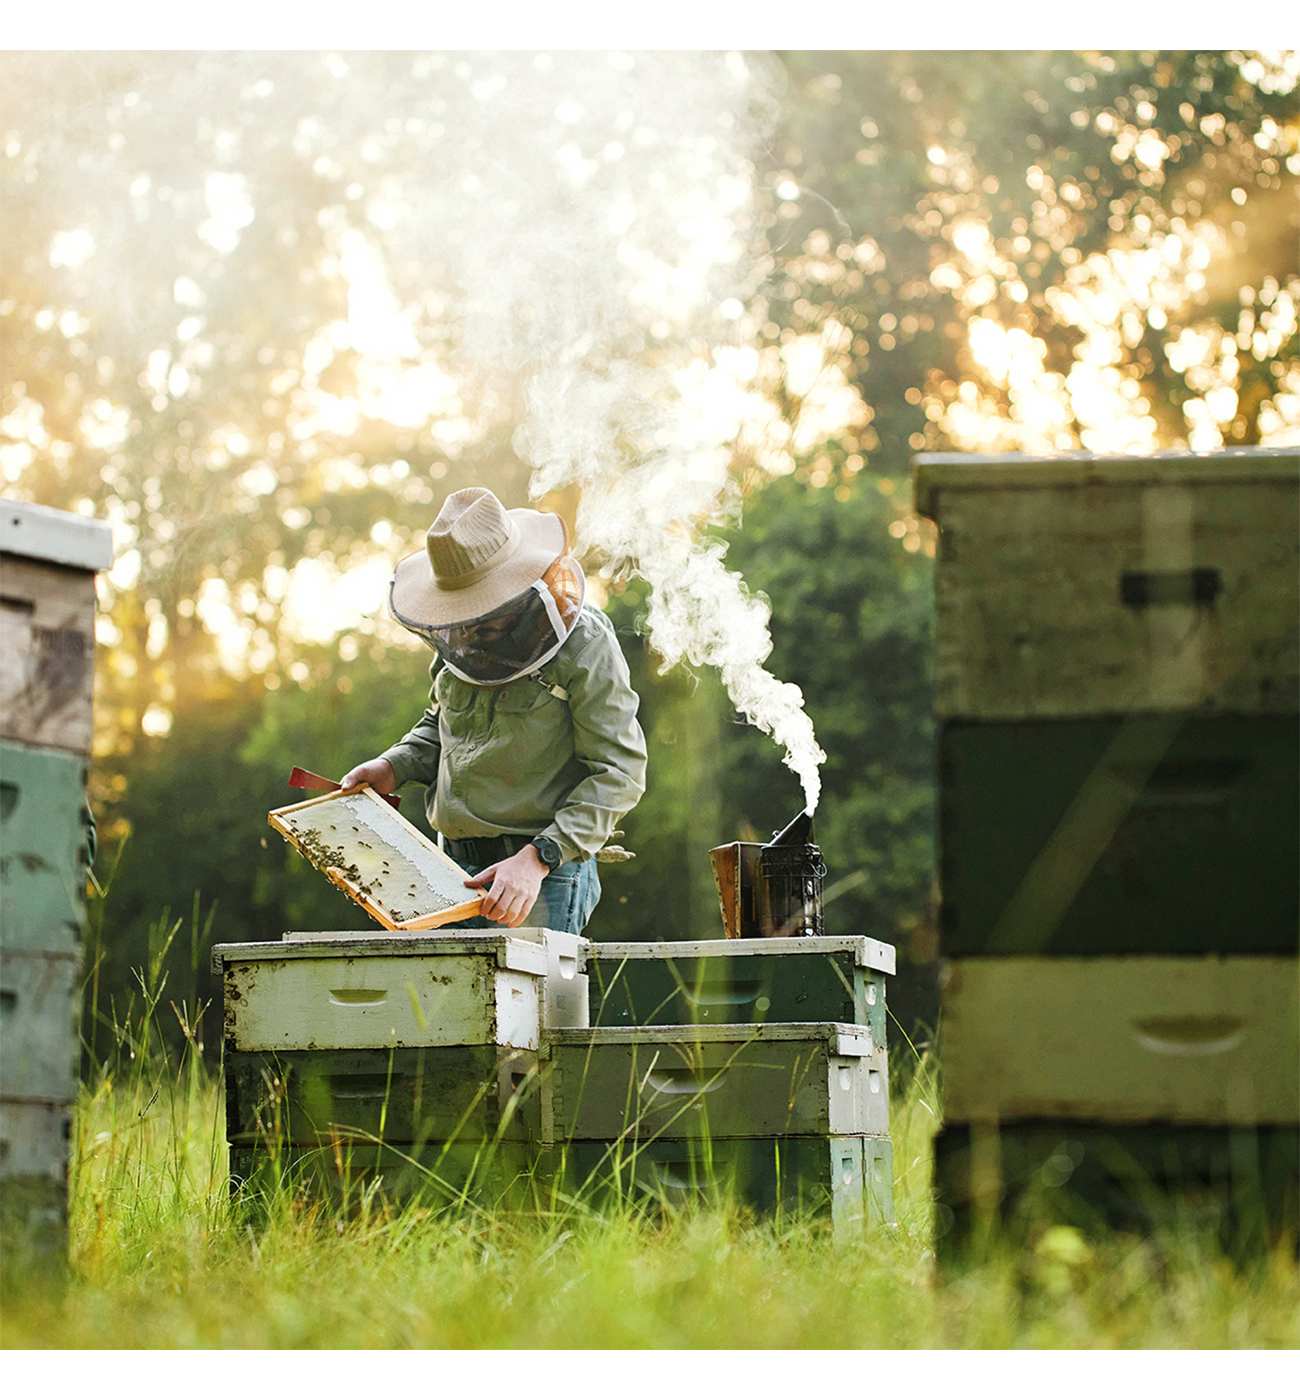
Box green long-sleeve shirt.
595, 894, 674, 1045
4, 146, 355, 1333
379, 605, 647, 865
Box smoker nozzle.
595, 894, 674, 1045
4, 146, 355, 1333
765, 808, 814, 848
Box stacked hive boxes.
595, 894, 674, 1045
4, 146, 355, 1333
217, 929, 587, 1206
0, 500, 112, 1261
557, 935, 897, 1227
217, 930, 898, 1229
914, 448, 1299, 1252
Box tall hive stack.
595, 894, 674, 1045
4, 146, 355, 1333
215, 929, 588, 1207
571, 935, 897, 1228
1, 500, 113, 1262
914, 448, 1299, 1253
217, 928, 898, 1231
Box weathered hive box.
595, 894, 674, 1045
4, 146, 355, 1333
1, 498, 111, 1262
225, 1044, 543, 1146
554, 1134, 894, 1233
0, 743, 91, 957
587, 936, 895, 1046
541, 1023, 889, 1142
1, 499, 112, 756
937, 713, 1297, 957
214, 931, 589, 1054
914, 449, 1299, 719
228, 1137, 546, 1212
941, 958, 1299, 1126
913, 450, 1300, 1252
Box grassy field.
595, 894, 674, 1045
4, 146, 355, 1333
3, 1026, 1298, 1350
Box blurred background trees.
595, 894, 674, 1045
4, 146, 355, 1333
3, 50, 1296, 1059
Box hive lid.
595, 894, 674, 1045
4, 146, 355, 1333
913, 446, 1300, 520
545, 1022, 875, 1057
210, 932, 548, 977
588, 935, 896, 975
1, 498, 114, 571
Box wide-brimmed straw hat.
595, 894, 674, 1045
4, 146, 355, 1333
390, 486, 567, 628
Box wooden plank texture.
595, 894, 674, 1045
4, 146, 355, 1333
0, 742, 88, 955
942, 957, 1299, 1124
0, 557, 97, 753
938, 716, 1298, 956
225, 1045, 542, 1145
229, 1138, 546, 1213
222, 954, 543, 1051
923, 476, 1298, 718
556, 1134, 894, 1233
0, 1099, 70, 1182
0, 951, 81, 1102
588, 940, 890, 1042
542, 1024, 889, 1141
933, 1121, 1300, 1255
0, 500, 113, 572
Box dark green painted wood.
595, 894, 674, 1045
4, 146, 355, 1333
933, 1121, 1300, 1258
939, 716, 1299, 956
555, 1134, 894, 1227
225, 1045, 541, 1145
0, 742, 87, 955
544, 1027, 889, 1141
228, 1138, 546, 1213
588, 948, 888, 1042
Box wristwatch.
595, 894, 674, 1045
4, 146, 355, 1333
529, 835, 564, 871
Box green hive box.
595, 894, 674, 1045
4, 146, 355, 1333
541, 1023, 889, 1142
0, 742, 89, 956
587, 936, 895, 1045
933, 1122, 1300, 1256
554, 1134, 894, 1232
225, 1045, 543, 1146
938, 715, 1299, 957
228, 1137, 547, 1215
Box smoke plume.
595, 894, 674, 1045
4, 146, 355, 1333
5, 51, 827, 809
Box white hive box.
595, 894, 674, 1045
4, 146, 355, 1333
214, 930, 588, 1054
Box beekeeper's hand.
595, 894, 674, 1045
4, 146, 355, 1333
339, 758, 398, 796
464, 845, 547, 928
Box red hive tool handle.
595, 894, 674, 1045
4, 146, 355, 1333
288, 766, 401, 808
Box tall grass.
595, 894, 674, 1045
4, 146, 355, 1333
2, 917, 1298, 1349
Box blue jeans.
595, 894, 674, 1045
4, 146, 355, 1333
444, 834, 602, 935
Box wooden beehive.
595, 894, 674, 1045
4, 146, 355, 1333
0, 498, 111, 1261
914, 449, 1300, 1252
540, 1022, 889, 1142
587, 935, 895, 1046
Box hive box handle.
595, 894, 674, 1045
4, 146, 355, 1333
1119, 567, 1222, 608
1131, 1015, 1245, 1056
643, 1068, 724, 1096
328, 989, 387, 1007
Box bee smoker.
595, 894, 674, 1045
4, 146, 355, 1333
709, 809, 826, 938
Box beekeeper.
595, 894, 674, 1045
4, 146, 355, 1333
342, 486, 647, 934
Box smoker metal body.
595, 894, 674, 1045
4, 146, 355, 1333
1, 498, 111, 1268
710, 810, 826, 939
915, 447, 1300, 1254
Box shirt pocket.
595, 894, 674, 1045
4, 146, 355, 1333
435, 670, 490, 741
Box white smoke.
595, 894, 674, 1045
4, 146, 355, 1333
382, 52, 827, 810
4, 51, 827, 809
